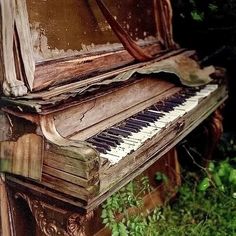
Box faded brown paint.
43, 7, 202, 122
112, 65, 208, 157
26, 0, 156, 60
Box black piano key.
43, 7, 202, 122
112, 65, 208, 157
108, 128, 130, 137
162, 101, 178, 108
121, 124, 139, 133
129, 118, 149, 127
144, 110, 164, 118
93, 136, 117, 147
123, 123, 140, 132
98, 133, 121, 145
116, 126, 133, 135
141, 111, 157, 118
126, 119, 144, 129
152, 104, 173, 112
103, 132, 124, 143
134, 114, 155, 122
170, 97, 186, 103
141, 112, 160, 120
88, 139, 111, 151
94, 146, 107, 154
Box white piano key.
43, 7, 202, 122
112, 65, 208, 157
196, 90, 211, 97
167, 110, 185, 117
177, 100, 198, 112
153, 120, 168, 128
107, 148, 128, 158
205, 84, 218, 91
100, 153, 121, 164
188, 95, 204, 101
91, 83, 219, 165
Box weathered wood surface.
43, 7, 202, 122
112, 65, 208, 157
4, 148, 180, 236
44, 150, 99, 179
2, 83, 227, 211
29, 49, 186, 102
0, 0, 179, 95
33, 43, 162, 92
0, 133, 44, 180
0, 112, 12, 141
14, 0, 35, 91
54, 78, 177, 139
0, 174, 11, 236
95, 0, 152, 62
0, 0, 28, 97
95, 149, 180, 236
70, 85, 180, 141
154, 0, 177, 49
86, 84, 227, 210
0, 111, 44, 180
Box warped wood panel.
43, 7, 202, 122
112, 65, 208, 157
15, 0, 35, 90
0, 134, 43, 180
33, 44, 161, 91
54, 78, 176, 139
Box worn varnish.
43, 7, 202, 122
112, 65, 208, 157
0, 0, 229, 235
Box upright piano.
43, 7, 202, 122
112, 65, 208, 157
0, 0, 228, 235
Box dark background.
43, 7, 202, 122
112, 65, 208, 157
171, 0, 236, 132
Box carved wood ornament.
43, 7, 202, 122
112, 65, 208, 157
14, 192, 94, 236
15, 192, 69, 236
67, 212, 94, 236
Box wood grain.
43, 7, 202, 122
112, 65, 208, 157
33, 44, 162, 91
14, 0, 35, 90
86, 85, 228, 210
54, 78, 177, 139
0, 133, 43, 180
0, 175, 11, 236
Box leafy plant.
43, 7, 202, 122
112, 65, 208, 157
101, 135, 236, 235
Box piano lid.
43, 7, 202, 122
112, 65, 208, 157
0, 0, 176, 96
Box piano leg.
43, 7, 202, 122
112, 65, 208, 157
2, 147, 181, 236
4, 185, 95, 236
0, 174, 12, 236
203, 108, 224, 165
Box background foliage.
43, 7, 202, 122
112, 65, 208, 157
172, 0, 236, 132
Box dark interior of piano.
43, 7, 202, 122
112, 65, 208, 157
0, 0, 229, 235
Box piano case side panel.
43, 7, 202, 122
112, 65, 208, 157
0, 112, 43, 180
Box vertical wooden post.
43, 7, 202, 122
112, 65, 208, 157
0, 174, 11, 236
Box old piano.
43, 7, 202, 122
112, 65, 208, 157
0, 0, 228, 235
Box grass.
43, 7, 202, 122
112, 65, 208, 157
101, 133, 236, 236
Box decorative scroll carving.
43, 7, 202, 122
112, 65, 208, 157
40, 115, 100, 162
15, 192, 95, 236
15, 192, 69, 236
67, 212, 94, 236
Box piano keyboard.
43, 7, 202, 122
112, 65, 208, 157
87, 84, 218, 165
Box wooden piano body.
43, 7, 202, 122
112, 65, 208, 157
0, 0, 228, 235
